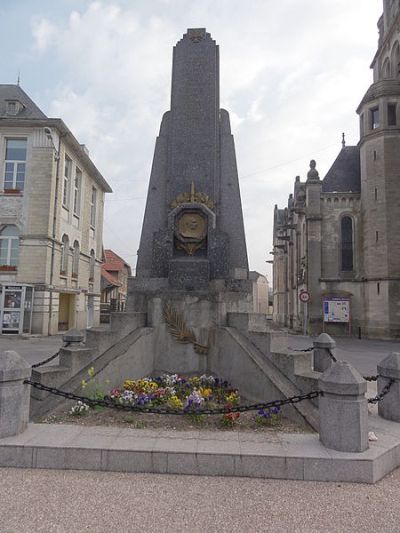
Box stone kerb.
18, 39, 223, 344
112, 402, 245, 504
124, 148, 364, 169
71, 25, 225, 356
377, 352, 400, 422
313, 333, 336, 373
319, 361, 368, 453
0, 351, 31, 438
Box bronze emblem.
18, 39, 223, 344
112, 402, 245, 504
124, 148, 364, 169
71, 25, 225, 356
175, 210, 207, 256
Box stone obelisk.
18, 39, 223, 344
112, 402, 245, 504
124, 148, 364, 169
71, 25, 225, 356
135, 28, 249, 291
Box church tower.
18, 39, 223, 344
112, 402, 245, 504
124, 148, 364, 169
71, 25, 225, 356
357, 0, 400, 336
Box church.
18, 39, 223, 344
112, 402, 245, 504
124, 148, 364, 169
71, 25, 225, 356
273, 0, 400, 339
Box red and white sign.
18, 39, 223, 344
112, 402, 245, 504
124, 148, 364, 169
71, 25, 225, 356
299, 290, 310, 303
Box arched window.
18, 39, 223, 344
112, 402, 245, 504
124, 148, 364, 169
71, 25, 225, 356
89, 249, 95, 281
0, 225, 19, 266
341, 217, 353, 271
72, 241, 80, 278
391, 41, 400, 78
60, 234, 69, 275
382, 57, 391, 79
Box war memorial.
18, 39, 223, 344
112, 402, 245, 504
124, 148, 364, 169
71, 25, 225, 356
1, 28, 400, 484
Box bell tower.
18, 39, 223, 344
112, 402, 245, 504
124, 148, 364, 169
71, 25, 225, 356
357, 3, 400, 336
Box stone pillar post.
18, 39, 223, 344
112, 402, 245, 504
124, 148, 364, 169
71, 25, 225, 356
305, 160, 322, 334
377, 352, 400, 422
0, 351, 31, 438
319, 361, 368, 452
63, 328, 85, 345
313, 332, 336, 373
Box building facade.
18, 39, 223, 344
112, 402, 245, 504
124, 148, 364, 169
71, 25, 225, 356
273, 1, 400, 339
100, 249, 132, 319
0, 85, 112, 335
249, 271, 270, 315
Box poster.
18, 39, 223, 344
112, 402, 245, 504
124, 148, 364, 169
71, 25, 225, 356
4, 291, 22, 309
323, 298, 350, 323
2, 311, 20, 329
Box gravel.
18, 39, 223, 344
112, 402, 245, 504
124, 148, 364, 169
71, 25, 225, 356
1, 467, 399, 533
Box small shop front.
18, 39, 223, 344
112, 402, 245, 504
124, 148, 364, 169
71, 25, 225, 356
0, 284, 34, 334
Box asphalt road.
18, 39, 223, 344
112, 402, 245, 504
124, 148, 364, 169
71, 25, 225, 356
1, 467, 400, 533
288, 334, 400, 375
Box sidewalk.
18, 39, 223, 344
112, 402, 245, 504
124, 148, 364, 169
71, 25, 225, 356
1, 410, 400, 484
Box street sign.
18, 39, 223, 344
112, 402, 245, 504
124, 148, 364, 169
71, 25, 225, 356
299, 290, 310, 303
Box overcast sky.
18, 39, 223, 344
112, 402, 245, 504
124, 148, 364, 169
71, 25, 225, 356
1, 0, 382, 279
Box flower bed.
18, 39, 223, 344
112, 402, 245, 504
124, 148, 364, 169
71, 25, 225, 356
43, 371, 309, 433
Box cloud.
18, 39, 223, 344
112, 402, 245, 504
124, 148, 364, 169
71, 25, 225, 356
27, 0, 382, 277
31, 16, 57, 51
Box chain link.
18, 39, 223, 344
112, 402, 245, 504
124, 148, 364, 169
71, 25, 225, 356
31, 342, 70, 369
23, 379, 321, 415
363, 375, 378, 382
367, 378, 394, 404
288, 346, 314, 352
32, 350, 61, 369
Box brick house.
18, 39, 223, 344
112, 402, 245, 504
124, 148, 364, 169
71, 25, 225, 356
101, 249, 132, 313
0, 85, 112, 334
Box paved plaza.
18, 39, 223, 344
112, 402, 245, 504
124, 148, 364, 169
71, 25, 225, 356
0, 332, 398, 376
1, 466, 400, 533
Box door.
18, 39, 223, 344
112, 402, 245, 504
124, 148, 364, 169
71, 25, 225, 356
58, 293, 70, 331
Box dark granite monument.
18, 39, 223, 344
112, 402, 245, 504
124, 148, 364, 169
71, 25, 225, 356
135, 28, 249, 291
127, 28, 254, 374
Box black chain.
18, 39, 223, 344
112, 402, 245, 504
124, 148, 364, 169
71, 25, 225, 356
289, 346, 314, 352
367, 379, 394, 404
363, 375, 378, 382
23, 379, 321, 415
32, 350, 61, 369
31, 342, 70, 369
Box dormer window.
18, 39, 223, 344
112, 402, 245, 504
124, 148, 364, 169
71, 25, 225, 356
5, 100, 22, 116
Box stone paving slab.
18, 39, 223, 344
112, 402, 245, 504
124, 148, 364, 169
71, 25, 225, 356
1, 414, 400, 483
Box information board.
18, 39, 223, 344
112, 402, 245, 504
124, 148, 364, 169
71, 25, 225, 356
323, 297, 350, 323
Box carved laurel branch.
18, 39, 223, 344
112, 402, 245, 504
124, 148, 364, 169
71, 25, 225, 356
163, 302, 208, 355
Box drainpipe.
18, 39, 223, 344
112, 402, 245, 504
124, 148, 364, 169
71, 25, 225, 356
47, 130, 66, 335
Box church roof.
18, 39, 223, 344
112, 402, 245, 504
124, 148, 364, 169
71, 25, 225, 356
0, 84, 47, 119
322, 146, 361, 193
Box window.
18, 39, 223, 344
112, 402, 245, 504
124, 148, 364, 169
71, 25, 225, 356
89, 249, 95, 281
376, 230, 379, 243
382, 58, 391, 79
90, 187, 97, 228
391, 41, 400, 78
375, 188, 378, 201
4, 139, 27, 191
63, 156, 72, 207
388, 103, 397, 126
360, 114, 364, 137
6, 101, 17, 115
73, 168, 82, 216
341, 217, 353, 271
60, 234, 69, 275
0, 225, 19, 267
370, 107, 380, 129
72, 241, 80, 277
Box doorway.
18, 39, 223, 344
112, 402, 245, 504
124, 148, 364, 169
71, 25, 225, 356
58, 293, 73, 331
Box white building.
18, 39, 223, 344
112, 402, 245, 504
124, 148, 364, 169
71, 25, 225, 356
0, 85, 112, 335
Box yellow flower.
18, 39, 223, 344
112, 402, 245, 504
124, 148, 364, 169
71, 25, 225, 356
168, 395, 183, 409
88, 367, 95, 378
226, 392, 240, 404
124, 379, 135, 390
199, 387, 212, 398
81, 379, 87, 389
